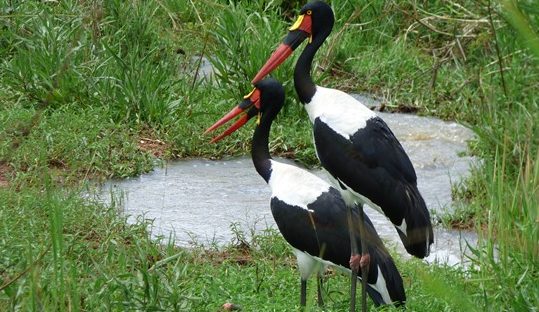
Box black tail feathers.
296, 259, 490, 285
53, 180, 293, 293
395, 185, 434, 258
365, 243, 406, 307
359, 210, 406, 306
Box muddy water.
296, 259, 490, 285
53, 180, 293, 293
98, 109, 478, 267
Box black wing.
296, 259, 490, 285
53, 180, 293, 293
313, 117, 433, 258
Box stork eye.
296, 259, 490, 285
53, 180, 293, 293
306, 10, 312, 15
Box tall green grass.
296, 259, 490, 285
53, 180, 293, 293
467, 2, 539, 309
2, 0, 183, 125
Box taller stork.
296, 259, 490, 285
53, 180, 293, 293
251, 1, 434, 261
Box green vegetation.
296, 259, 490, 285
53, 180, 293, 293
0, 191, 474, 311
1, 0, 537, 311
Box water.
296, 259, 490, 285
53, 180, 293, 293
102, 158, 272, 246
189, 56, 217, 83
97, 107, 478, 268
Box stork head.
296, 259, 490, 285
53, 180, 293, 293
251, 1, 334, 84
205, 78, 285, 143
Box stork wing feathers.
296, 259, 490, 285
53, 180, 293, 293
270, 190, 406, 305
349, 117, 416, 183
271, 188, 389, 271
313, 117, 417, 221
313, 117, 433, 258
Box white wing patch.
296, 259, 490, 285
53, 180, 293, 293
304, 86, 376, 139
268, 160, 330, 210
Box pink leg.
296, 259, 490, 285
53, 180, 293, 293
349, 253, 370, 272
359, 254, 370, 270
349, 254, 361, 272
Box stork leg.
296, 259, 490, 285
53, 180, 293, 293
358, 204, 370, 312
347, 206, 359, 312
300, 279, 307, 307
317, 274, 324, 307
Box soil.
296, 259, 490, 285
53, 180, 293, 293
138, 138, 167, 157
136, 127, 169, 158
0, 162, 10, 188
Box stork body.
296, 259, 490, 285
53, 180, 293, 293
268, 160, 404, 307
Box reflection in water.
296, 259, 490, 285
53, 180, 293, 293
98, 111, 478, 267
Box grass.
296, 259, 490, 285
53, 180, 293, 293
0, 185, 487, 311
1, 0, 538, 310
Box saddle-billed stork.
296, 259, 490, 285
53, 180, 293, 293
251, 1, 434, 261
205, 78, 406, 309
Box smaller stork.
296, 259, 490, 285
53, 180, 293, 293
205, 78, 406, 310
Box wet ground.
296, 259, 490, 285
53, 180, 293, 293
97, 107, 479, 268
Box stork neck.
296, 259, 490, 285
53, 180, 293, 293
251, 111, 275, 183
294, 36, 324, 104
